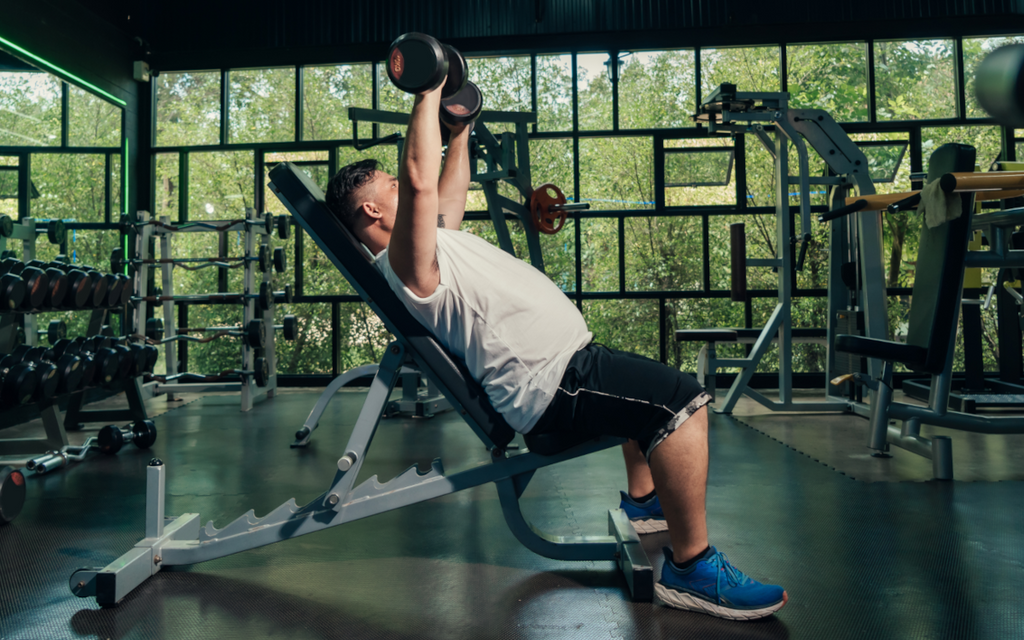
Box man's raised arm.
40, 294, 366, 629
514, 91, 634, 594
437, 124, 472, 230
388, 86, 445, 298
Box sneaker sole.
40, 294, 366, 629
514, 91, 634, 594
655, 584, 787, 621
630, 518, 669, 534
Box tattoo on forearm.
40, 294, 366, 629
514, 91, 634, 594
437, 215, 445, 228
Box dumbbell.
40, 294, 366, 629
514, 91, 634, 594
440, 82, 482, 145
0, 356, 38, 406
274, 284, 294, 305
41, 258, 93, 309
98, 420, 158, 454
52, 337, 119, 387
10, 343, 85, 395
0, 215, 13, 239
19, 260, 69, 309
256, 246, 288, 274
387, 33, 468, 97
36, 219, 67, 245
0, 269, 26, 311
0, 352, 57, 402
37, 319, 67, 345
0, 258, 50, 310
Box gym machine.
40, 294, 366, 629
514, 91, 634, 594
127, 208, 286, 411
678, 84, 887, 414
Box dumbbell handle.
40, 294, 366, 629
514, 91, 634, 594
549, 203, 590, 212
27, 438, 99, 474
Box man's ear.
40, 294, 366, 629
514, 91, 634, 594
361, 200, 382, 221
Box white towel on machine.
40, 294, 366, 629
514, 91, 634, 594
919, 178, 962, 229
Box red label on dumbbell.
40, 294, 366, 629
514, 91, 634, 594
390, 48, 404, 80
445, 104, 470, 115
11, 471, 24, 486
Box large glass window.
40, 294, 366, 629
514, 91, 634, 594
469, 56, 532, 115
578, 137, 653, 210
786, 43, 869, 122
537, 54, 573, 132
0, 71, 61, 146
619, 50, 696, 129
229, 68, 296, 143
701, 46, 780, 96
874, 39, 957, 120
577, 53, 613, 131
302, 64, 373, 141
68, 85, 121, 147
155, 71, 221, 147
188, 150, 254, 220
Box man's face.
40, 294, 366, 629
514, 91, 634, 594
361, 170, 399, 232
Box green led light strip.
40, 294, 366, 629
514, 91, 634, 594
0, 35, 127, 107
123, 138, 129, 276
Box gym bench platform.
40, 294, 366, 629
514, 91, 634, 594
68, 162, 652, 607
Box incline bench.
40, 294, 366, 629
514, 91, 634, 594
68, 162, 653, 606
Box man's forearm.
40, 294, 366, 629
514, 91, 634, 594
437, 126, 471, 229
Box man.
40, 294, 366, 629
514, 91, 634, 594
324, 82, 787, 621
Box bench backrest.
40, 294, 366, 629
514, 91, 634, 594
267, 162, 517, 450
906, 143, 977, 373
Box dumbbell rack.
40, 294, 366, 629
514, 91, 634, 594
133, 208, 278, 411
0, 217, 150, 459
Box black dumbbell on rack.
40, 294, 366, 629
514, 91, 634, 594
0, 268, 26, 312
0, 258, 50, 310
34, 259, 94, 309
0, 356, 37, 406
9, 343, 85, 396
0, 351, 58, 403
51, 337, 120, 388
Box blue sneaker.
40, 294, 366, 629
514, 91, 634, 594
619, 491, 668, 534
656, 547, 787, 620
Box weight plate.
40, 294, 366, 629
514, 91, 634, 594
103, 275, 120, 307
0, 274, 26, 311
117, 275, 133, 305
282, 284, 294, 304
110, 248, 124, 274
48, 320, 67, 345
246, 319, 266, 350
258, 245, 269, 272
273, 247, 286, 273
0, 215, 13, 238
34, 362, 59, 401
441, 45, 468, 98
98, 425, 125, 454
387, 33, 448, 95
131, 420, 157, 449
264, 213, 274, 236
22, 268, 49, 309
146, 318, 165, 341
0, 466, 27, 525
254, 357, 270, 387
142, 345, 158, 373
276, 214, 290, 240
439, 82, 483, 126
56, 354, 84, 394
283, 314, 298, 341
44, 269, 68, 309
259, 281, 273, 311
47, 220, 67, 245
0, 361, 36, 405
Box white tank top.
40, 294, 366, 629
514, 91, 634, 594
376, 229, 592, 433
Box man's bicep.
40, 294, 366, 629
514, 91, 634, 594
389, 187, 442, 297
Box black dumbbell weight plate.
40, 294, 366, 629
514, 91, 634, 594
110, 248, 125, 274
440, 82, 483, 127
98, 424, 125, 454
441, 45, 468, 98
142, 345, 158, 373
131, 420, 157, 449
64, 269, 93, 309
43, 268, 68, 308
245, 319, 266, 350
33, 361, 59, 401
0, 360, 37, 406
19, 266, 49, 309
117, 275, 132, 305
264, 213, 274, 236
47, 320, 67, 345
47, 219, 67, 245
277, 214, 289, 240
146, 317, 165, 341
127, 345, 148, 376
103, 275, 120, 307
0, 215, 13, 238
112, 345, 135, 379
87, 272, 108, 308
259, 281, 273, 311
92, 347, 120, 386
0, 466, 27, 525
0, 273, 26, 311
258, 245, 270, 272
387, 33, 449, 94
254, 357, 270, 387
283, 314, 298, 340
273, 247, 286, 273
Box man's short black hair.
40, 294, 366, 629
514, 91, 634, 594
325, 159, 381, 233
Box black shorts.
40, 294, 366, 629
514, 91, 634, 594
529, 343, 711, 460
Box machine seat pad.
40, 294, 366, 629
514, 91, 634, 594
675, 329, 739, 342
524, 430, 599, 456
835, 334, 929, 370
